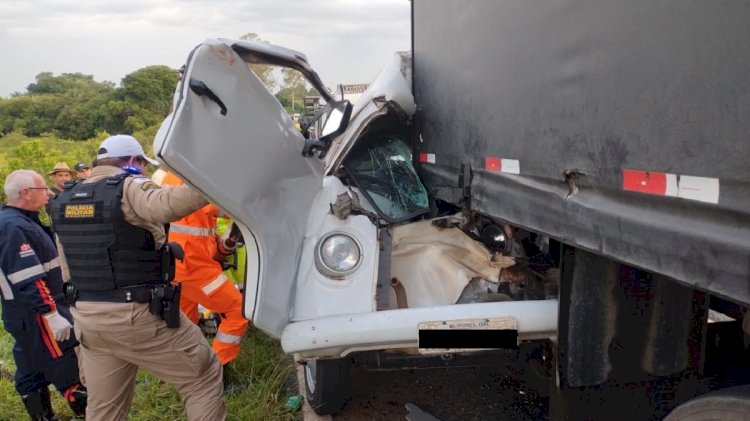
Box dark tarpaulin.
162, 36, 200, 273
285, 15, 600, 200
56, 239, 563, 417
412, 0, 750, 304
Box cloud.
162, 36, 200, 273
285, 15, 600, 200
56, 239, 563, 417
0, 0, 410, 97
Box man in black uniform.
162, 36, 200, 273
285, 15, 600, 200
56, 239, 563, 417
0, 169, 86, 420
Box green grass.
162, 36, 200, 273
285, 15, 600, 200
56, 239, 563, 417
0, 325, 299, 420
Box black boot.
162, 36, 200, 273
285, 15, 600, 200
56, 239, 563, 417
21, 387, 58, 421
64, 384, 87, 418
223, 363, 241, 394
223, 364, 230, 392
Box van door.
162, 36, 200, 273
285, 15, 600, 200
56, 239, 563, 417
154, 39, 327, 338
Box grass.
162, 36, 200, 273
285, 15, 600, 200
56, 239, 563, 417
0, 324, 300, 421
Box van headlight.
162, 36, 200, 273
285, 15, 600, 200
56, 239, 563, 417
315, 233, 362, 278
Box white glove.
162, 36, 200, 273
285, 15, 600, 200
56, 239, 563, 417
43, 311, 73, 342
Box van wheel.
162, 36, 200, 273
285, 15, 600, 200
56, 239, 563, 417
304, 358, 351, 415
663, 385, 750, 421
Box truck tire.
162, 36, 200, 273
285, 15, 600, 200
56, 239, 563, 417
304, 358, 351, 415
663, 385, 750, 421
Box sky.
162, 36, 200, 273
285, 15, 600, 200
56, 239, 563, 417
0, 0, 411, 98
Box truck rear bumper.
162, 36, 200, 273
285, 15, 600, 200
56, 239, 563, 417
281, 299, 558, 359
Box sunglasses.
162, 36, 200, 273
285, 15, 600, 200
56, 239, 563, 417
26, 187, 51, 191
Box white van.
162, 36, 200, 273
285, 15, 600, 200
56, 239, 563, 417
154, 38, 558, 415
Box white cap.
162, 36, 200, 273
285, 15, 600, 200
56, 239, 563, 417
97, 135, 159, 166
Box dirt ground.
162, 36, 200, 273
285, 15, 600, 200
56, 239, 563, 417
332, 364, 549, 421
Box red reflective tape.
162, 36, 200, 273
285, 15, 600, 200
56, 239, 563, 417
64, 384, 80, 402
623, 169, 719, 204
622, 169, 667, 195
34, 279, 56, 312
485, 157, 501, 172
36, 314, 62, 358
419, 153, 435, 164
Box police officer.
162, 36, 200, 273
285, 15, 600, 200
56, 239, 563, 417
0, 169, 86, 420
50, 135, 226, 421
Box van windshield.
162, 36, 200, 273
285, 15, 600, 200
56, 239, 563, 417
344, 133, 429, 222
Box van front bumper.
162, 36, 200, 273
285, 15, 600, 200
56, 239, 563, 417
281, 299, 558, 359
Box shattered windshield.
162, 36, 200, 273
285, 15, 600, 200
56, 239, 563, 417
344, 134, 429, 222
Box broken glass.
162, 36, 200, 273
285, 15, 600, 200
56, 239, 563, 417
345, 135, 429, 221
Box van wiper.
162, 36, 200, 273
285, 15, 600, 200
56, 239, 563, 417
189, 79, 228, 116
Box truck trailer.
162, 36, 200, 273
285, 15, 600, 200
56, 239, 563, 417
412, 0, 750, 419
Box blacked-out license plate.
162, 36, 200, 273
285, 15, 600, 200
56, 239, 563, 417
418, 317, 518, 353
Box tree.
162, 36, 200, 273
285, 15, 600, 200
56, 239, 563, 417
27, 72, 112, 96
0, 136, 101, 220
0, 73, 117, 139
276, 69, 309, 113
107, 65, 180, 133
53, 92, 111, 139
0, 65, 176, 141
15, 95, 64, 136
239, 32, 276, 90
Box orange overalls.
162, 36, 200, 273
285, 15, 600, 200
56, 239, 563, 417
161, 172, 249, 365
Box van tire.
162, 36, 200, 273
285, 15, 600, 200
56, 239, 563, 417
304, 358, 351, 415
663, 385, 750, 421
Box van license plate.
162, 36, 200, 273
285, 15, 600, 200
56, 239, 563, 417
418, 317, 518, 353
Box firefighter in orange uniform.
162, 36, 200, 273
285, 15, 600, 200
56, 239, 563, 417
160, 171, 249, 368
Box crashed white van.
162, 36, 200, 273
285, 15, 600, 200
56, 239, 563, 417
154, 38, 558, 414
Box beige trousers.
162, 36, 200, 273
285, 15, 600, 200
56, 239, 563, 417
72, 301, 226, 421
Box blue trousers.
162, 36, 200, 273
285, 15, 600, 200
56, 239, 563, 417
4, 311, 81, 396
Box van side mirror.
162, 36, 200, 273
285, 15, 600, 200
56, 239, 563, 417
302, 100, 353, 158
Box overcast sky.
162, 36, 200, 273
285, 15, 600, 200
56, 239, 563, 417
0, 0, 411, 98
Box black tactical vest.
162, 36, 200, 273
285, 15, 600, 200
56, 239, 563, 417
50, 174, 163, 291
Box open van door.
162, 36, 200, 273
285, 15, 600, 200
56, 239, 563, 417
154, 39, 341, 338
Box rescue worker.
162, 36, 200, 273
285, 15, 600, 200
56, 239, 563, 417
0, 169, 86, 420
49, 135, 226, 421
159, 171, 249, 370
216, 216, 247, 289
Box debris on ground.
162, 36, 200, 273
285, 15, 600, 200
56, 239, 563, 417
405, 402, 440, 421
286, 395, 304, 412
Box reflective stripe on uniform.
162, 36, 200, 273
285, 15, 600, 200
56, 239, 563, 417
7, 264, 44, 284
42, 257, 60, 273
201, 272, 228, 296
214, 331, 243, 344
0, 267, 14, 300
170, 224, 215, 237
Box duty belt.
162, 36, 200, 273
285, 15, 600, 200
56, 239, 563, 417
75, 287, 152, 303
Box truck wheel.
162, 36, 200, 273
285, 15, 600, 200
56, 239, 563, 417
304, 358, 351, 415
664, 385, 750, 421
